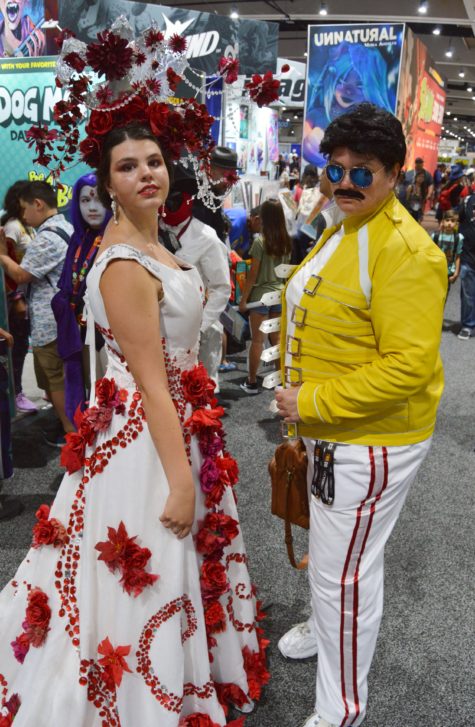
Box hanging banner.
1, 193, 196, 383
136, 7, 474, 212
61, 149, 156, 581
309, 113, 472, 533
396, 28, 446, 173
303, 23, 404, 167
59, 1, 278, 75
0, 0, 58, 57
0, 55, 89, 209
278, 57, 306, 108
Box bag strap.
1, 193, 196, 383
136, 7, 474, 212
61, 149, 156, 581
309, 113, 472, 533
284, 466, 308, 570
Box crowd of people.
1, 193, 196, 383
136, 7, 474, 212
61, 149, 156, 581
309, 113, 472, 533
0, 57, 473, 727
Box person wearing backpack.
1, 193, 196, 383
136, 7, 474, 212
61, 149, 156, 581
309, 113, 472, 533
431, 210, 463, 297
0, 181, 74, 442
436, 164, 466, 220
458, 191, 475, 339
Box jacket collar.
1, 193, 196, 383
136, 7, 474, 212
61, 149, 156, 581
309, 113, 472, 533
342, 192, 400, 234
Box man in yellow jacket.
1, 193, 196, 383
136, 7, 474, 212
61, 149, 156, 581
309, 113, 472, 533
275, 103, 447, 727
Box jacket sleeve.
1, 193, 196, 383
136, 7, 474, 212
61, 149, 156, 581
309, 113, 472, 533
198, 231, 231, 334
297, 247, 447, 425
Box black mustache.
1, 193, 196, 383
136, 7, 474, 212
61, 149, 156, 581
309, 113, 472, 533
334, 189, 365, 200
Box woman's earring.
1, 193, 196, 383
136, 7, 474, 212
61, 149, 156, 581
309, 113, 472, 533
159, 204, 166, 219
111, 195, 119, 225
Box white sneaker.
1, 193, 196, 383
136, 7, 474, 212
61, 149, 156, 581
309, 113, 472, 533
278, 620, 318, 659
301, 714, 337, 727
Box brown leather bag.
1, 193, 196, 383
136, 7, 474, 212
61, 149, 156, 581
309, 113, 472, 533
268, 438, 310, 570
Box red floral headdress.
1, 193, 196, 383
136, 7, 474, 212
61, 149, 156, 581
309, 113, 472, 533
26, 16, 281, 209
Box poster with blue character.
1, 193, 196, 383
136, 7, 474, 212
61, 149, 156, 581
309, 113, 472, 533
303, 23, 404, 167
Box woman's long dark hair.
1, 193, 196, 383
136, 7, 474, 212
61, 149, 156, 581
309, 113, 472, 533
1, 180, 30, 225
260, 198, 292, 257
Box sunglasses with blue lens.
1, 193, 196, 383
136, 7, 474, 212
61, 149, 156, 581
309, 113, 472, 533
325, 163, 383, 189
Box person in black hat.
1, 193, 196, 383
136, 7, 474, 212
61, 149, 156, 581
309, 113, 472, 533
192, 146, 238, 243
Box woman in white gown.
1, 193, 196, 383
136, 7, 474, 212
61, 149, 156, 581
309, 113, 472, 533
0, 123, 268, 726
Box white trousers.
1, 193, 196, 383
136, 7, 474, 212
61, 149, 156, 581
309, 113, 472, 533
199, 322, 223, 392
303, 437, 432, 726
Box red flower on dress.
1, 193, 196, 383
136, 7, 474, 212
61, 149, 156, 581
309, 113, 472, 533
181, 363, 216, 408
218, 56, 240, 84
216, 454, 239, 486
242, 645, 270, 700
25, 588, 51, 647
200, 561, 229, 602
195, 511, 239, 558
245, 71, 280, 107
86, 31, 133, 81
178, 715, 220, 727
32, 503, 68, 548
60, 430, 86, 474
184, 406, 225, 435
204, 480, 226, 509
10, 631, 30, 663
215, 681, 249, 716
204, 601, 227, 633
169, 34, 187, 53
97, 637, 132, 687
95, 521, 159, 597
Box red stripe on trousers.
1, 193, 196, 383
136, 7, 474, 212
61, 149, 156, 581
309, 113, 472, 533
350, 447, 389, 725
339, 447, 377, 727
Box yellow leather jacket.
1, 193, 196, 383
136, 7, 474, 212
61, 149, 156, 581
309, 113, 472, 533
280, 193, 447, 446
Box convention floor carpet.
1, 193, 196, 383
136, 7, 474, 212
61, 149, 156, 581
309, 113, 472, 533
0, 278, 472, 727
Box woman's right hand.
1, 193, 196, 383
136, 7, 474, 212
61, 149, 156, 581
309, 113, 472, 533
159, 482, 195, 539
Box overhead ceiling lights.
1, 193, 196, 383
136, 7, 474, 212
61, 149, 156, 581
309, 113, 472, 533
432, 26, 441, 35
418, 1, 428, 14
458, 69, 466, 78
230, 4, 239, 19
319, 2, 328, 16
445, 42, 454, 58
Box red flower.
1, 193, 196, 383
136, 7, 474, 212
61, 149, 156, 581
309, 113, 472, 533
184, 406, 224, 435
60, 431, 86, 474
95, 521, 131, 571
79, 137, 101, 168
167, 68, 182, 93
169, 34, 187, 54
218, 56, 239, 84
97, 637, 132, 687
216, 454, 239, 486
200, 561, 229, 601
86, 31, 133, 81
148, 101, 170, 137
215, 682, 249, 715
25, 126, 58, 146
96, 522, 159, 597
195, 511, 239, 558
95, 377, 118, 407
35, 503, 50, 521
0, 716, 13, 727
179, 714, 220, 727
120, 568, 159, 598
63, 52, 86, 72
32, 511, 68, 549
86, 110, 113, 137
25, 588, 51, 647
242, 645, 270, 700
245, 71, 280, 107
181, 363, 216, 407
204, 601, 227, 633
11, 632, 30, 663
55, 28, 76, 50
4, 694, 20, 717
144, 29, 164, 48
204, 480, 226, 509
118, 94, 149, 126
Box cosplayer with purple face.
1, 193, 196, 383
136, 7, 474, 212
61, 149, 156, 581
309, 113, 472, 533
52, 173, 111, 423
